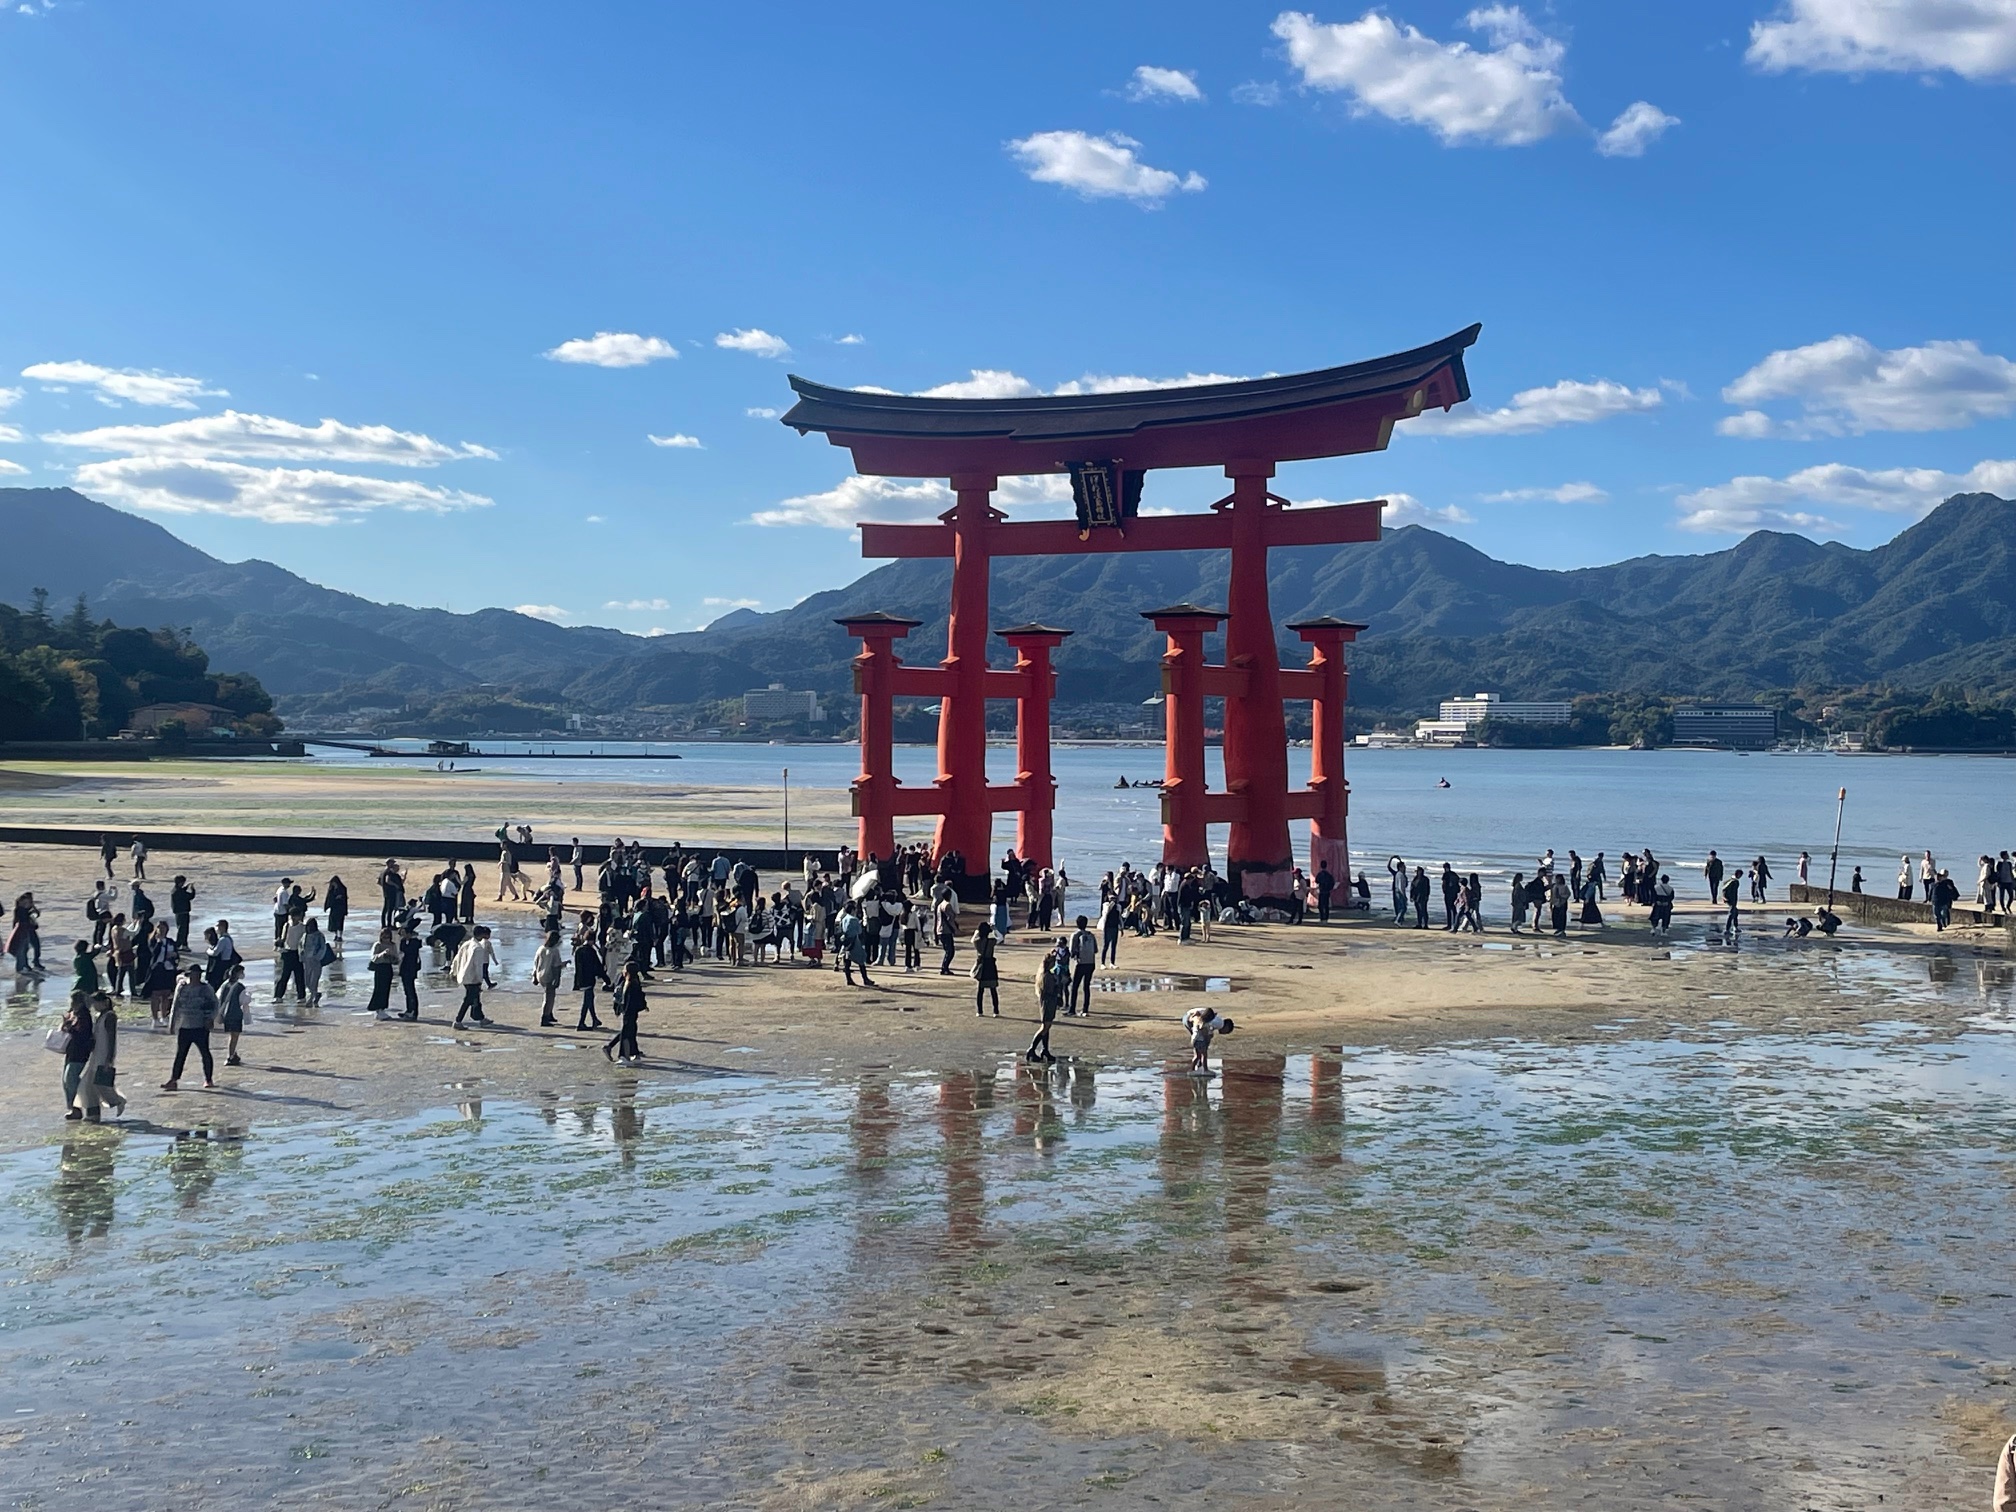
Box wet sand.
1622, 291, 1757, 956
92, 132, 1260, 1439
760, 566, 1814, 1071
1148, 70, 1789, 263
0, 759, 858, 849
3, 833, 2014, 1510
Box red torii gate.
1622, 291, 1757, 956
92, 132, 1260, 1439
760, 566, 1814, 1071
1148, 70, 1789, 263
784, 325, 1479, 900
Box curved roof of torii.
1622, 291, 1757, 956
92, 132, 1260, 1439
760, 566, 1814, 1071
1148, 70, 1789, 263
781, 323, 1479, 478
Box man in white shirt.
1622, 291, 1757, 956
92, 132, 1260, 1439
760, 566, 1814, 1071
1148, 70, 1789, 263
1066, 916, 1099, 1015
275, 913, 308, 1003
450, 926, 498, 1027
272, 880, 294, 947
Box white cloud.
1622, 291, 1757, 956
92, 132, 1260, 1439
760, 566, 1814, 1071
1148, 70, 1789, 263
1596, 100, 1679, 157
0, 424, 24, 444
1412, 378, 1663, 436
751, 473, 1070, 530
642, 627, 676, 637
605, 597, 672, 611
1008, 130, 1206, 204
1372, 491, 1475, 527
1718, 335, 2016, 438
1480, 481, 1609, 503
1053, 371, 1245, 395
73, 456, 494, 525
1748, 0, 2016, 81
1126, 65, 1205, 102
585, 514, 605, 524
0, 458, 27, 475
21, 360, 224, 409
1675, 458, 2016, 534
0, 386, 20, 412
703, 596, 762, 609
836, 333, 867, 345
913, 369, 1245, 399
543, 332, 678, 368
647, 432, 703, 449
746, 406, 781, 419
44, 410, 496, 465
1232, 79, 1283, 105
919, 369, 1042, 400
514, 604, 571, 623
715, 328, 792, 359
1273, 6, 1581, 146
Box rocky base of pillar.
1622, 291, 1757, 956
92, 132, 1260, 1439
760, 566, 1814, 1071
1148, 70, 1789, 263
1228, 859, 1297, 906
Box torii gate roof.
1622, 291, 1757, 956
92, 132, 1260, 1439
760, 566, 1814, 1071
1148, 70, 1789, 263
782, 325, 1480, 477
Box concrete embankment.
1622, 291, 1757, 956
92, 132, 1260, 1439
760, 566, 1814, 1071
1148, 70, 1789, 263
1789, 880, 2014, 946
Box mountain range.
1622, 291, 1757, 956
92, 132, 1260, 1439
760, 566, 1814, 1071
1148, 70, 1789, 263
3, 486, 2013, 723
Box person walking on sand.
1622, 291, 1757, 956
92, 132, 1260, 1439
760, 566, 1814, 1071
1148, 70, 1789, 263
377, 860, 405, 929
1703, 850, 1723, 902
1920, 850, 1936, 904
1896, 854, 1913, 901
1388, 856, 1407, 922
1409, 866, 1431, 929
970, 922, 1000, 1016
324, 875, 349, 953
451, 926, 497, 1028
1751, 855, 1772, 903
571, 837, 584, 894
75, 991, 126, 1121
533, 929, 565, 1026
1027, 940, 1067, 1063
1547, 873, 1570, 937
937, 891, 960, 975
573, 926, 611, 1030
1509, 872, 1527, 932
169, 875, 195, 951
301, 918, 332, 1006
130, 837, 147, 881
274, 911, 308, 1005
218, 962, 248, 1065
161, 964, 218, 1091
605, 961, 648, 1064
840, 904, 873, 988
1067, 915, 1097, 1015
99, 833, 118, 881
366, 927, 397, 1018
1722, 871, 1743, 934
58, 993, 95, 1119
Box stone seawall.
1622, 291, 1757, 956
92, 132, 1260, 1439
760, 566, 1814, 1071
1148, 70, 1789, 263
1789, 880, 2014, 943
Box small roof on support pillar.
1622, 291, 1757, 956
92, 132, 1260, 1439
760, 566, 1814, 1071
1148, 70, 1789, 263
1287, 615, 1369, 633
1140, 602, 1228, 622
835, 609, 924, 630
993, 622, 1073, 638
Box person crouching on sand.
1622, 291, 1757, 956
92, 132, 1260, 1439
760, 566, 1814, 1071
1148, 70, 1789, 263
1182, 1004, 1233, 1074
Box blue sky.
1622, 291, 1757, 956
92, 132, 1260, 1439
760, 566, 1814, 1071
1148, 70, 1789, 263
1, 1, 2011, 634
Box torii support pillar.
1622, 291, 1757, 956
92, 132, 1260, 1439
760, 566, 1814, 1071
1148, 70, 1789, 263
1289, 615, 1365, 884
997, 624, 1069, 871
1146, 603, 1226, 870
838, 611, 923, 863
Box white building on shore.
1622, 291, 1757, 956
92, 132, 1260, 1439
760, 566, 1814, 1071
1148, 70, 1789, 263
1413, 691, 1572, 744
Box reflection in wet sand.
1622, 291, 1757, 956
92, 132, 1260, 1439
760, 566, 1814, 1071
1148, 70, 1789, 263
2, 1023, 2012, 1508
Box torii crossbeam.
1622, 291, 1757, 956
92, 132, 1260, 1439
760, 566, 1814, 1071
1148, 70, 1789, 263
784, 324, 1480, 900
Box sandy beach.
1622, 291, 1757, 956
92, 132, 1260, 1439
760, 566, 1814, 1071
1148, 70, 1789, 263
3, 763, 2014, 1510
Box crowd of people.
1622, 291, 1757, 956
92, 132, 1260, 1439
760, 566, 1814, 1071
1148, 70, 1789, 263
26, 822, 2012, 1122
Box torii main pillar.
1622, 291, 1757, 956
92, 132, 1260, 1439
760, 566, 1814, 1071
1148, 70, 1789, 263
1222, 462, 1293, 898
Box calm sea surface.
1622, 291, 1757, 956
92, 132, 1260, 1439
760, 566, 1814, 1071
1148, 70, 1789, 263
319, 743, 2011, 898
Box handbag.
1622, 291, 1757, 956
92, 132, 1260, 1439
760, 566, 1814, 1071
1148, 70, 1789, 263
93, 1064, 118, 1087
44, 1026, 71, 1054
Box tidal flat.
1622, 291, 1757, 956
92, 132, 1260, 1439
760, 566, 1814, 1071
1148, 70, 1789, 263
3, 827, 2014, 1508
6, 1012, 2014, 1508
